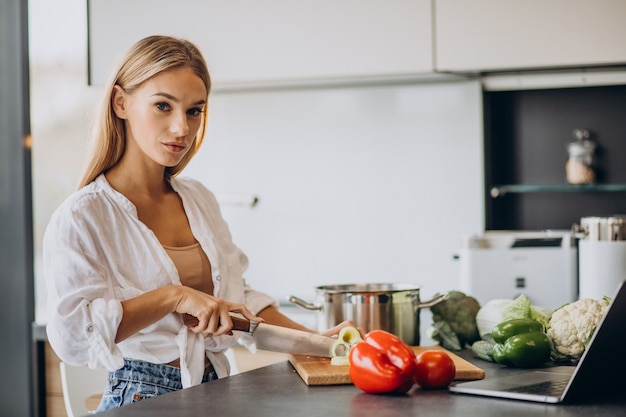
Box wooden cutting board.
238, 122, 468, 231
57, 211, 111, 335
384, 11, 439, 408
288, 345, 485, 386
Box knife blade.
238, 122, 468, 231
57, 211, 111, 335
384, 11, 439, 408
230, 316, 335, 357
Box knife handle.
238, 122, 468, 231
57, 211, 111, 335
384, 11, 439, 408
230, 316, 252, 332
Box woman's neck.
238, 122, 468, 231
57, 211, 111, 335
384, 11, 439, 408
105, 161, 170, 200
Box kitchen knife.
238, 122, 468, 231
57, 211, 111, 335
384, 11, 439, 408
230, 316, 335, 357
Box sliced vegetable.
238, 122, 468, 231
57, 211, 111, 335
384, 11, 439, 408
337, 326, 362, 344
330, 345, 350, 365
330, 326, 363, 366
348, 330, 417, 394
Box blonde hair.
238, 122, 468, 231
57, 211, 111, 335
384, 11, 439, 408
78, 35, 211, 188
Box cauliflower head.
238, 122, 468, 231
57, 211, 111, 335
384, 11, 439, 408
547, 298, 609, 359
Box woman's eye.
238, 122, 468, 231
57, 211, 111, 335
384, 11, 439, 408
155, 102, 170, 111
187, 107, 203, 117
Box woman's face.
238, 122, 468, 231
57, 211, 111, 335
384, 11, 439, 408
112, 67, 207, 169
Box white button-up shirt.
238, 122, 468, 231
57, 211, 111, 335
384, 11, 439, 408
44, 174, 276, 387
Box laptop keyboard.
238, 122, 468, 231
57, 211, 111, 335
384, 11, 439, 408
504, 378, 569, 396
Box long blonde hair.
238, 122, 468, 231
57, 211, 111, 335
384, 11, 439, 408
78, 35, 211, 188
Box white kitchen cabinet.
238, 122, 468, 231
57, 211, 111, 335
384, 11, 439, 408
88, 0, 434, 88
435, 0, 626, 72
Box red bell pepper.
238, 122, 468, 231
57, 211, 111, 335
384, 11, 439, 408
348, 330, 417, 394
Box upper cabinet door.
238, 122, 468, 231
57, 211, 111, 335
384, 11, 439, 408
434, 0, 626, 72
88, 0, 433, 88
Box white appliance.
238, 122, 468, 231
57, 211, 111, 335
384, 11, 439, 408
576, 216, 626, 300
459, 230, 578, 310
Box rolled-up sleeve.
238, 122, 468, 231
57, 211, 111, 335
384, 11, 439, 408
44, 199, 125, 370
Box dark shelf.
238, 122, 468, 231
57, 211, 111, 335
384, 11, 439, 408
484, 84, 626, 230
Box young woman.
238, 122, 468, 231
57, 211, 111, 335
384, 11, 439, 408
44, 35, 350, 411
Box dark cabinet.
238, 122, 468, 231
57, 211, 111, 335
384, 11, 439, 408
0, 1, 35, 416
484, 84, 626, 230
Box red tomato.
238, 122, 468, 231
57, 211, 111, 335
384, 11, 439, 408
414, 350, 456, 389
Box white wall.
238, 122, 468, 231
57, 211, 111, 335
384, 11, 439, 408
184, 81, 485, 302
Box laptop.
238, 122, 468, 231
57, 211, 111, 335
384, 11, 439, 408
449, 280, 626, 404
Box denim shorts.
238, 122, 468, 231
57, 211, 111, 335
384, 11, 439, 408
95, 358, 218, 412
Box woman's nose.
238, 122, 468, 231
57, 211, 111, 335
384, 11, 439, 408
170, 112, 189, 137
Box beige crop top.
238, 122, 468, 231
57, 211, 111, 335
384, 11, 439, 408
163, 242, 214, 295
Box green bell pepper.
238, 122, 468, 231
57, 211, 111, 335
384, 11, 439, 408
491, 318, 551, 368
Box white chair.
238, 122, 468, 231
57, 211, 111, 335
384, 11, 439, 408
59, 362, 108, 417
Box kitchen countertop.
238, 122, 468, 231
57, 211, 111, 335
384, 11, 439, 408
94, 350, 625, 417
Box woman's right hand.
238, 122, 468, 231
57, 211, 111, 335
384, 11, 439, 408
116, 285, 262, 343
174, 286, 263, 337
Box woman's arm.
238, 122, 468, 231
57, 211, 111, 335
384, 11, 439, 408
116, 285, 263, 342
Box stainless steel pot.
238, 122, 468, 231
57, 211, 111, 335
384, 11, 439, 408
289, 283, 448, 346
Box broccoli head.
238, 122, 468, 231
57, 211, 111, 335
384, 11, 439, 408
430, 290, 481, 348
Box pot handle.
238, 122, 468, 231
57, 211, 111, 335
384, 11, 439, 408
289, 295, 323, 311
409, 292, 449, 313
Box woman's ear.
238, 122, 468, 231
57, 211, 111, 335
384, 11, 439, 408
111, 85, 128, 119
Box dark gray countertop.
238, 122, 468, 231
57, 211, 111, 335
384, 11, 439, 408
95, 350, 625, 417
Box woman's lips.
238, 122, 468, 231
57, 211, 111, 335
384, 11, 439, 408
163, 142, 187, 153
